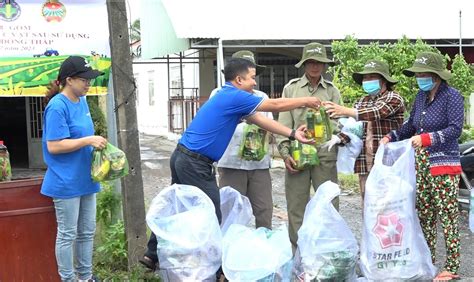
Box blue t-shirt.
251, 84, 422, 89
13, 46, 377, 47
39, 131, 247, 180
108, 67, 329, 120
41, 94, 100, 198
179, 82, 264, 161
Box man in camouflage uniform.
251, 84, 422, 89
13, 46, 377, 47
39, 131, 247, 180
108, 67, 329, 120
277, 42, 344, 251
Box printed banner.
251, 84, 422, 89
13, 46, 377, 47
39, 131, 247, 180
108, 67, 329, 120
0, 0, 110, 96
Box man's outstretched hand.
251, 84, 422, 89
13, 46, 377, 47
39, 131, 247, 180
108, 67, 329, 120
294, 124, 315, 144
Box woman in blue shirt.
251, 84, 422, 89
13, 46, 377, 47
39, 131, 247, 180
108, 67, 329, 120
42, 56, 107, 282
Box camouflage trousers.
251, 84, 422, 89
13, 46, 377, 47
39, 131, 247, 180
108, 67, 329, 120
415, 148, 461, 274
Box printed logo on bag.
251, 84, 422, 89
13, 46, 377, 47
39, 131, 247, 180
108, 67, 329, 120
373, 212, 404, 249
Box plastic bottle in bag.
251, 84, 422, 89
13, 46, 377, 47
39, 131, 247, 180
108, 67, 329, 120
314, 111, 325, 144
291, 140, 319, 170
291, 140, 302, 164
239, 124, 268, 161
0, 141, 12, 181
305, 110, 315, 139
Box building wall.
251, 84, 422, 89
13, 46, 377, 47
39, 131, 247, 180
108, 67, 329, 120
133, 62, 169, 135
199, 50, 215, 101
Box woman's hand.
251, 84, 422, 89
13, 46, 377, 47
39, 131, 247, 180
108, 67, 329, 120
380, 137, 390, 145
411, 135, 422, 148
323, 101, 356, 118
88, 136, 107, 149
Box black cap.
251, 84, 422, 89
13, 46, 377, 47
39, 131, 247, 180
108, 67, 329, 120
58, 56, 104, 81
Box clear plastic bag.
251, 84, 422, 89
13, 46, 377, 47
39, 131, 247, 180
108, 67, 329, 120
305, 108, 332, 146
294, 181, 358, 281
238, 124, 269, 161
469, 188, 474, 233
219, 186, 253, 236
360, 140, 436, 280
290, 140, 319, 170
146, 184, 222, 281
222, 225, 293, 281
337, 118, 363, 174
91, 143, 129, 182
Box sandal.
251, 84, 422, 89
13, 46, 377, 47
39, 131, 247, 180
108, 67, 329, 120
434, 271, 460, 281
139, 256, 157, 272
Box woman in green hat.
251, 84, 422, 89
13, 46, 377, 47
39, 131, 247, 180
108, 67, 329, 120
381, 52, 463, 280
323, 59, 405, 200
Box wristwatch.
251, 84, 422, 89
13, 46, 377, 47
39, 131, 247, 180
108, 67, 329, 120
289, 129, 296, 141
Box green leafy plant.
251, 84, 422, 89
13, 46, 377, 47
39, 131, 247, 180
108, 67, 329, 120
459, 126, 474, 144
451, 54, 474, 108
96, 182, 121, 226
87, 96, 107, 138
329, 36, 439, 109
94, 220, 128, 271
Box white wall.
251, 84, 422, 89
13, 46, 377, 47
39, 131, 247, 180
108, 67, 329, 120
132, 50, 200, 135
133, 61, 169, 135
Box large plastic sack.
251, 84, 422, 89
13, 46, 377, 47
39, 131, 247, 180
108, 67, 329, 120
91, 143, 129, 182
337, 117, 364, 174
360, 140, 436, 280
222, 224, 293, 281
146, 184, 222, 281
219, 186, 253, 236
470, 188, 474, 232
294, 181, 358, 281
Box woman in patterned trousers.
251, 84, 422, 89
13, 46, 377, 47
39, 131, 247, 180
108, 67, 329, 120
382, 51, 464, 280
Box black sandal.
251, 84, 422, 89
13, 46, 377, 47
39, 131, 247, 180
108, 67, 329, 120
139, 256, 157, 272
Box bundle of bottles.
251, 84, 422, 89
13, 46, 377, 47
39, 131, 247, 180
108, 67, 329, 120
290, 108, 332, 170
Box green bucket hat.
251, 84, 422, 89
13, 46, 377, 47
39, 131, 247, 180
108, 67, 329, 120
352, 59, 398, 85
232, 50, 266, 75
403, 52, 452, 81
295, 42, 335, 68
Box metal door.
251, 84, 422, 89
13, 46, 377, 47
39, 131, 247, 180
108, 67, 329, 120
25, 97, 46, 168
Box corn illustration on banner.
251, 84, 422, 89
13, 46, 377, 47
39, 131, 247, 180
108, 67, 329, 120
0, 0, 110, 96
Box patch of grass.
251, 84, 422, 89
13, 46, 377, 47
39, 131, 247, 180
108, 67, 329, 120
338, 173, 360, 194
94, 265, 161, 281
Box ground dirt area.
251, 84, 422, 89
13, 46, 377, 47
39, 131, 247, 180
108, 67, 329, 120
140, 134, 474, 279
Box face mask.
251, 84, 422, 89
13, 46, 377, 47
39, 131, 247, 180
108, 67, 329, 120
416, 77, 435, 91
362, 80, 381, 96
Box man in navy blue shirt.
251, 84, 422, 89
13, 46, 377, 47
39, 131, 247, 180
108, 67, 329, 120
141, 58, 321, 271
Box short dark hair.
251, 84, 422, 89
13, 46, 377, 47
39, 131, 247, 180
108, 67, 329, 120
224, 58, 256, 81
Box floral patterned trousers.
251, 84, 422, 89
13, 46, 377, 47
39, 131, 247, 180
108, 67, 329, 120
415, 148, 460, 274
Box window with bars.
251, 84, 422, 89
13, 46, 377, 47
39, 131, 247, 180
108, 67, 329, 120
29, 97, 44, 139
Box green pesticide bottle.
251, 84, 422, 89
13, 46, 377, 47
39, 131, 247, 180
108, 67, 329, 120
306, 110, 315, 139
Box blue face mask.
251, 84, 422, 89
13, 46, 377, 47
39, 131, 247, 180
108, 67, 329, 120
362, 80, 381, 96
416, 77, 435, 91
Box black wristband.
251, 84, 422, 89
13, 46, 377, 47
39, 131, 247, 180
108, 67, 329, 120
289, 129, 296, 141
